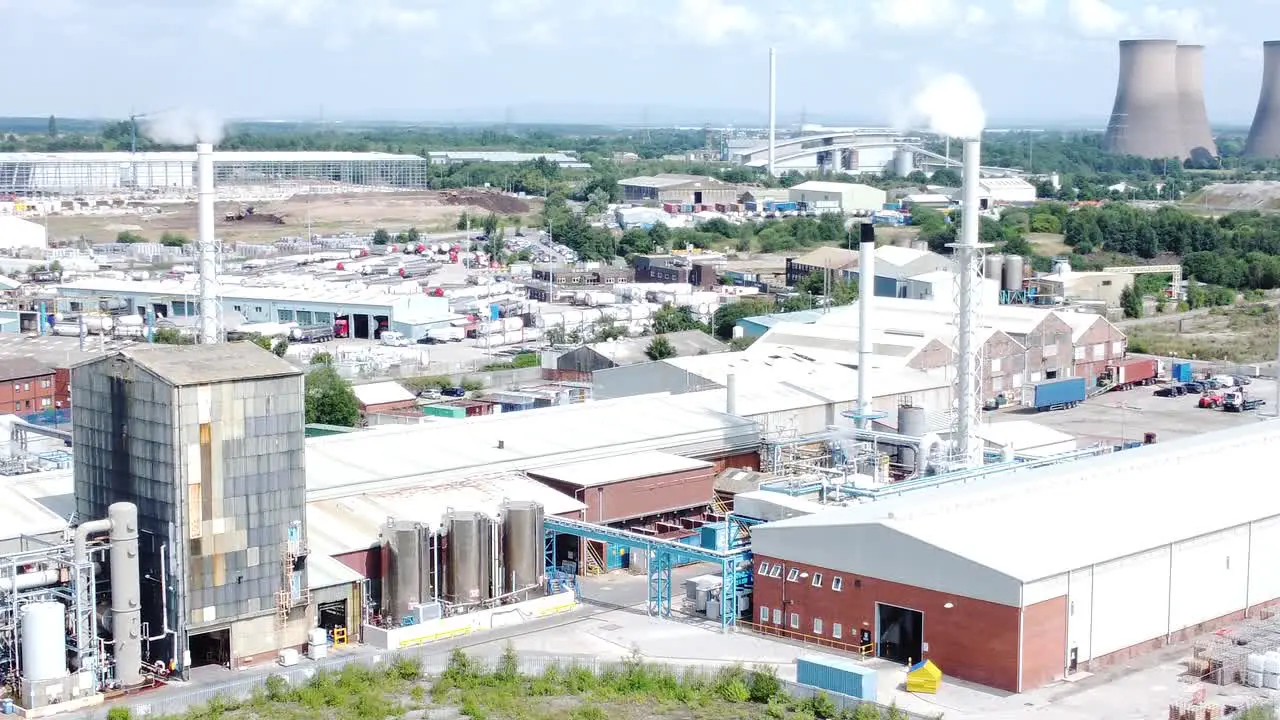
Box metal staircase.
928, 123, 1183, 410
276, 525, 310, 626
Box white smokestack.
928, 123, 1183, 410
196, 142, 219, 345
955, 139, 984, 467
855, 222, 875, 427
768, 48, 777, 177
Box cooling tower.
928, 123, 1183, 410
1104, 39, 1185, 159
1245, 42, 1280, 158
1176, 45, 1218, 161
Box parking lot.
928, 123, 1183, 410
998, 377, 1279, 445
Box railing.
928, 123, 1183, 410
740, 620, 876, 658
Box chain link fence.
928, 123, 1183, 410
73, 648, 939, 720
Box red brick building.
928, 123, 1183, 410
748, 424, 1280, 693
0, 357, 56, 415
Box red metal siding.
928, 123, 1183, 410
334, 548, 381, 580
751, 554, 1022, 692
54, 367, 72, 408
1020, 596, 1067, 690
709, 451, 759, 473
360, 399, 418, 415
535, 469, 715, 524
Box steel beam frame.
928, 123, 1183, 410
543, 516, 753, 630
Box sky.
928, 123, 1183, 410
0, 0, 1275, 127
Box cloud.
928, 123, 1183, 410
1137, 5, 1221, 44
1067, 0, 1128, 37
871, 0, 958, 30
1011, 0, 1047, 19
670, 0, 760, 45
228, 0, 436, 33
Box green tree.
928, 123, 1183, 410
159, 231, 188, 247
371, 228, 391, 246
482, 212, 501, 237
711, 298, 773, 340
404, 227, 421, 246
310, 351, 334, 365
117, 230, 144, 244
271, 338, 289, 357
151, 327, 191, 345
1120, 284, 1143, 319
485, 227, 506, 261
652, 304, 703, 334
251, 336, 273, 352
47, 115, 57, 137
48, 260, 63, 276
645, 335, 677, 360
456, 211, 472, 231
305, 366, 361, 427
594, 320, 627, 341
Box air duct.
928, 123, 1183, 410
768, 48, 777, 177
1176, 45, 1217, 161
196, 142, 219, 344
1104, 39, 1185, 159
855, 222, 875, 427
1245, 41, 1280, 158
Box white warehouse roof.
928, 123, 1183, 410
58, 277, 414, 309
788, 180, 880, 194
753, 420, 1280, 592
530, 451, 713, 488
352, 381, 415, 407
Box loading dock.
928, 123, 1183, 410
188, 627, 231, 668
877, 602, 924, 665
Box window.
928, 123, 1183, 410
813, 618, 823, 635
760, 606, 769, 623
831, 577, 844, 592
772, 609, 781, 625
1101, 280, 1112, 286
11, 384, 18, 392
1111, 341, 1124, 356
1073, 346, 1085, 361
811, 573, 823, 588
789, 613, 800, 629
769, 565, 782, 578
278, 309, 294, 322
233, 305, 242, 312
254, 306, 263, 313
40, 380, 50, 389
786, 568, 800, 582
22, 383, 29, 391
832, 623, 843, 639
990, 358, 1000, 372
40, 398, 50, 407
758, 562, 770, 576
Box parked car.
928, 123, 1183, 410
442, 387, 466, 398
1154, 385, 1185, 397
1183, 381, 1205, 393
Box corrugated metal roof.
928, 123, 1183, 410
106, 343, 301, 386
0, 356, 54, 382
755, 420, 1280, 583
57, 278, 414, 309
529, 451, 713, 488
661, 352, 948, 403
584, 330, 728, 366
0, 483, 69, 542
307, 553, 365, 589
619, 174, 727, 189
789, 180, 879, 194
307, 472, 585, 556
352, 381, 415, 407
974, 420, 1077, 456
305, 394, 760, 499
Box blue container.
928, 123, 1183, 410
796, 655, 878, 702
490, 304, 500, 321
700, 522, 727, 550
1032, 377, 1087, 411
1172, 362, 1193, 383
605, 544, 629, 570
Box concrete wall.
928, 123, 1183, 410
229, 608, 314, 669
362, 591, 578, 650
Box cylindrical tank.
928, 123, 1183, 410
500, 501, 545, 596
446, 511, 495, 605
893, 148, 914, 177
22, 602, 68, 681
1002, 254, 1025, 292
1053, 259, 1072, 277
984, 254, 1005, 280
109, 502, 143, 687
897, 405, 927, 471
382, 521, 428, 621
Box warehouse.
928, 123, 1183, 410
619, 174, 738, 205
978, 177, 1037, 205
749, 421, 1280, 693
787, 181, 887, 214
783, 246, 955, 297
351, 381, 417, 416
1031, 269, 1135, 308
0, 215, 48, 250
592, 352, 952, 436
1056, 311, 1127, 382
553, 330, 728, 375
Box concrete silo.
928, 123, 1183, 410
1245, 42, 1280, 159
1104, 40, 1185, 159
1176, 45, 1218, 161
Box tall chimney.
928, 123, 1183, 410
1176, 45, 1217, 161
1246, 41, 1280, 158
855, 222, 875, 428
768, 48, 777, 177
951, 140, 985, 468
196, 143, 219, 344
1104, 39, 1185, 159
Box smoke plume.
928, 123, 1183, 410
908, 73, 987, 139
142, 108, 225, 145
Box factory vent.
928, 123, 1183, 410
1176, 45, 1218, 163
1104, 39, 1186, 159
1245, 41, 1280, 159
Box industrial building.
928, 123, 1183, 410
1029, 269, 1135, 308
0, 335, 122, 409
552, 330, 728, 374
976, 178, 1037, 205
0, 151, 433, 195
726, 129, 916, 176
351, 381, 418, 416
787, 181, 887, 214
784, 246, 963, 299
425, 151, 590, 169
618, 174, 738, 206
748, 421, 1280, 693
0, 216, 48, 250
1, 357, 57, 415
54, 277, 451, 340
591, 352, 953, 436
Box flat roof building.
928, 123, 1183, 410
619, 174, 738, 205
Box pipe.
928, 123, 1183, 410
1, 569, 61, 593
855, 222, 875, 427
768, 48, 777, 177
74, 518, 112, 568
108, 502, 144, 687
725, 372, 738, 416
955, 139, 983, 468
196, 142, 219, 345
145, 543, 171, 642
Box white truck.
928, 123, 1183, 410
425, 327, 465, 343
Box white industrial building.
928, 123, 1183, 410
788, 181, 887, 214
979, 177, 1038, 205
748, 421, 1280, 693
0, 216, 48, 250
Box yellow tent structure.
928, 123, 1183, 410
906, 659, 942, 694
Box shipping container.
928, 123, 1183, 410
422, 405, 466, 419
715, 203, 729, 212
796, 655, 878, 702
663, 202, 680, 213
1029, 377, 1086, 411
700, 522, 728, 551
1172, 361, 1193, 383
1114, 358, 1158, 387
680, 204, 694, 213
744, 201, 758, 211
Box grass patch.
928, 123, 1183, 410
481, 352, 540, 371
1126, 303, 1279, 363
122, 647, 935, 720
1025, 232, 1070, 256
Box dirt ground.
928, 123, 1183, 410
1128, 304, 1279, 362
1027, 232, 1070, 255
43, 190, 536, 245
1186, 182, 1280, 212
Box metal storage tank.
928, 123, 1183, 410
892, 149, 914, 177
1002, 254, 1025, 292
897, 405, 927, 470
1053, 258, 1072, 277
984, 254, 1005, 281
500, 501, 546, 596
446, 510, 495, 605
381, 521, 432, 620
21, 602, 68, 681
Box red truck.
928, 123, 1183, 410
1109, 358, 1159, 390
